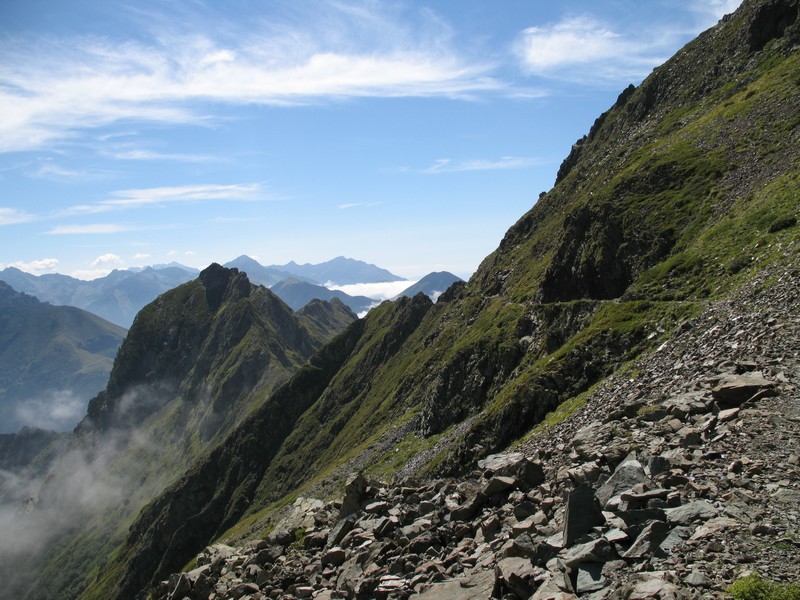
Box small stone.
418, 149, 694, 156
685, 570, 712, 587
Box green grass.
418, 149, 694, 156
727, 573, 800, 600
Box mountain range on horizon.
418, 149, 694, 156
0, 256, 437, 328
1, 1, 799, 598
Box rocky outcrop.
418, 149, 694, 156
152, 264, 800, 599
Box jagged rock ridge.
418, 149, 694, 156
9, 0, 800, 598
80, 1, 800, 598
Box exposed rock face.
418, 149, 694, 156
152, 264, 800, 599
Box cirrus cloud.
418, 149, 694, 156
0, 3, 501, 154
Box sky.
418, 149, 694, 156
0, 0, 742, 281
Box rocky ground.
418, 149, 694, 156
153, 260, 799, 600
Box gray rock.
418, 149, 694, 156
495, 556, 540, 598
684, 570, 712, 587
623, 520, 670, 558
576, 562, 607, 594
339, 472, 368, 518
595, 458, 652, 509
450, 492, 487, 521
562, 537, 616, 568
563, 483, 604, 546
478, 452, 545, 488
321, 546, 347, 567
664, 500, 718, 525
712, 374, 776, 407
482, 475, 516, 496
327, 517, 355, 548
409, 569, 496, 599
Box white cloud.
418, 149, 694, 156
91, 253, 123, 267
103, 183, 265, 207
0, 4, 500, 153
516, 15, 665, 83
689, 0, 744, 22
133, 253, 151, 261
423, 156, 548, 174
338, 202, 381, 210
46, 224, 129, 235
0, 258, 60, 274
30, 162, 109, 182
0, 207, 35, 225
69, 268, 115, 280
328, 280, 415, 301
107, 149, 219, 163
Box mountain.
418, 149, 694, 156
270, 278, 377, 314
222, 255, 310, 287
85, 1, 800, 597
0, 265, 356, 600
0, 266, 197, 328
8, 0, 800, 597
269, 256, 406, 285
127, 262, 199, 274
0, 282, 127, 433
394, 271, 463, 301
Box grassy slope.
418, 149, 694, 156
222, 0, 799, 534
87, 1, 800, 597
0, 303, 126, 417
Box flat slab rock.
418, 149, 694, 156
409, 569, 496, 599
712, 374, 776, 406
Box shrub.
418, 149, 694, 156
726, 573, 800, 600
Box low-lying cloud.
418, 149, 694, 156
10, 390, 88, 433
327, 280, 416, 301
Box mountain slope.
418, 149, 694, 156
0, 282, 127, 433
395, 271, 463, 301
270, 278, 376, 313
4, 265, 356, 600
269, 256, 405, 285
0, 266, 197, 328
91, 1, 800, 597
222, 256, 305, 287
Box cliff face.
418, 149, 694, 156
81, 1, 800, 598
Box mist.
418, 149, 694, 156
7, 389, 88, 433
0, 384, 176, 599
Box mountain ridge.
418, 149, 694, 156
84, 1, 800, 597
4, 0, 800, 598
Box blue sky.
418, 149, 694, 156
0, 0, 741, 280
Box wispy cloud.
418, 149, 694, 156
338, 201, 382, 210
30, 162, 111, 182
515, 2, 743, 85
102, 183, 266, 207
107, 149, 220, 163
423, 156, 549, 174
0, 3, 500, 153
689, 0, 743, 23
516, 15, 667, 83
46, 224, 130, 235
0, 208, 35, 225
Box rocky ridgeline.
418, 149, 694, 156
153, 264, 799, 600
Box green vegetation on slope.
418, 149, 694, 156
49, 2, 800, 598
